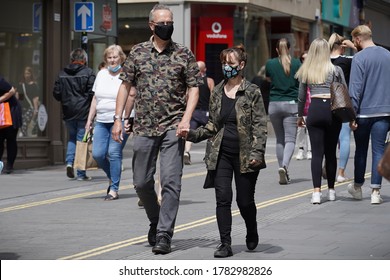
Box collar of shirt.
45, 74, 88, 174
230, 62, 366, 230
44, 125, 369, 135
149, 36, 174, 54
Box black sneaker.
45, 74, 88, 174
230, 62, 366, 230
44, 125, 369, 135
214, 243, 233, 258
148, 224, 157, 246
152, 234, 171, 254
66, 164, 75, 178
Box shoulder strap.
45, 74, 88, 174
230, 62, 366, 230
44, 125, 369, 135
22, 83, 33, 109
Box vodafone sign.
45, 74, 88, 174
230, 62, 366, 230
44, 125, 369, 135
196, 17, 234, 63
206, 22, 228, 39
199, 17, 233, 43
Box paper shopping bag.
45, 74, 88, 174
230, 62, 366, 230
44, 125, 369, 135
74, 131, 98, 170
0, 102, 13, 129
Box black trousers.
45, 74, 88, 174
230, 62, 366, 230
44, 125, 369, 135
0, 126, 19, 168
306, 98, 341, 189
214, 149, 259, 245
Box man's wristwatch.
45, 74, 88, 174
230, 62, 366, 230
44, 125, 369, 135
113, 115, 122, 121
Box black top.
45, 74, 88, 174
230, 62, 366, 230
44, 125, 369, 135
196, 76, 211, 110
331, 56, 352, 86
221, 92, 239, 154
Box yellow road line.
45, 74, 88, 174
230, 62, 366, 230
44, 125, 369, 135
59, 173, 371, 260
0, 171, 208, 213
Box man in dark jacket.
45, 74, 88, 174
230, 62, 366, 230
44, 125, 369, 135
53, 48, 95, 180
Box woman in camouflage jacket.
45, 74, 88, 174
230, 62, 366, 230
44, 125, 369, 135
185, 45, 267, 258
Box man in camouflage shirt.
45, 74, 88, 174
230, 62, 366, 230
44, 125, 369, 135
112, 4, 202, 255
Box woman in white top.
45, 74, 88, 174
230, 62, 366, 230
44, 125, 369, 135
86, 44, 131, 200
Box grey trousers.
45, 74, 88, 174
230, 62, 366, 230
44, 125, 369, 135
269, 101, 298, 168
132, 129, 185, 238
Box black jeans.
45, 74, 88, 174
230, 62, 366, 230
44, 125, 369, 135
0, 126, 19, 168
214, 149, 259, 245
306, 98, 341, 189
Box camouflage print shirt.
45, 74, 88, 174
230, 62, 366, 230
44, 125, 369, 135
120, 37, 203, 136
187, 78, 268, 173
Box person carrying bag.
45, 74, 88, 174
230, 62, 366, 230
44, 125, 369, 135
74, 131, 98, 171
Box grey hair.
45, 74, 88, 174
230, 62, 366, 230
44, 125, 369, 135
70, 48, 88, 63
149, 4, 173, 22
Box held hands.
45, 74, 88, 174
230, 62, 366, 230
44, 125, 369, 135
176, 121, 190, 139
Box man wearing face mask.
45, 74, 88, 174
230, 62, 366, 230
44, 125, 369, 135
112, 4, 202, 254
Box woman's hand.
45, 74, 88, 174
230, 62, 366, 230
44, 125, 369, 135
350, 120, 358, 130
297, 116, 306, 127
249, 159, 262, 168
176, 127, 189, 139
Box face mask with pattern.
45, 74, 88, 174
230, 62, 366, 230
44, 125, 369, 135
222, 64, 241, 79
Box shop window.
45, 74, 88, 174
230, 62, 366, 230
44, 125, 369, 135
0, 0, 44, 138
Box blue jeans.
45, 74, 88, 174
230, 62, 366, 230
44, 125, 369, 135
353, 117, 390, 189
338, 122, 351, 169
92, 121, 128, 192
65, 119, 87, 178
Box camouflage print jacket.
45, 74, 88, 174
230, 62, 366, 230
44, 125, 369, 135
187, 78, 268, 173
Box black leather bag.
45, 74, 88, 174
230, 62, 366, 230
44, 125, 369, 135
203, 170, 216, 189
330, 76, 356, 122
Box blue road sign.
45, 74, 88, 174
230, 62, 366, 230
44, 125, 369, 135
74, 2, 94, 32
33, 3, 42, 33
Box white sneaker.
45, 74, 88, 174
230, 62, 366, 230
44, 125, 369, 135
311, 192, 322, 204
347, 183, 362, 200
371, 190, 383, 204
278, 167, 290, 184
296, 149, 305, 160
306, 151, 312, 160
327, 189, 336, 201
336, 175, 347, 183
183, 152, 191, 165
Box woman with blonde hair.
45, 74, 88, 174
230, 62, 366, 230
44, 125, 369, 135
295, 38, 347, 204
266, 38, 301, 184
86, 44, 131, 200
328, 33, 356, 183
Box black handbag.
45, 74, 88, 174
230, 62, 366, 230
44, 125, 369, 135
203, 170, 216, 189
330, 73, 356, 122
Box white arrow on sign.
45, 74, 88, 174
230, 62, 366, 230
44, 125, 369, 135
33, 3, 42, 32
77, 4, 91, 30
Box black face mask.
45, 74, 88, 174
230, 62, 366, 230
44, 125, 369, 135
154, 24, 174, 41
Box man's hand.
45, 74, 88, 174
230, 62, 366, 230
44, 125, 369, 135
176, 121, 190, 138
